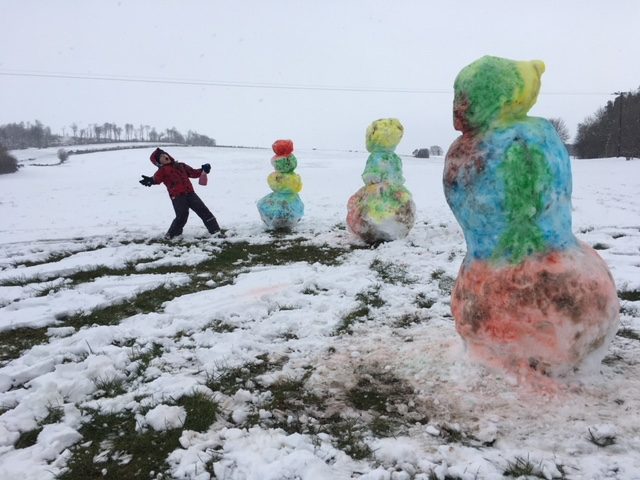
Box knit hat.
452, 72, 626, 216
150, 148, 175, 167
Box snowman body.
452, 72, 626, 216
347, 118, 415, 243
444, 57, 619, 375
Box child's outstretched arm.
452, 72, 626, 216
139, 175, 155, 187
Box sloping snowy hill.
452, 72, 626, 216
0, 146, 639, 479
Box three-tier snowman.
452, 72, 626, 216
347, 118, 415, 244
257, 139, 304, 230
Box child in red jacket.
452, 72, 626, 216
140, 148, 221, 238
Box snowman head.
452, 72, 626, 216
453, 56, 545, 133
366, 118, 404, 153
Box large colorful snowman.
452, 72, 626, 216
444, 56, 619, 376
257, 139, 304, 230
347, 118, 415, 244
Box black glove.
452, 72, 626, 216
201, 163, 211, 174
139, 175, 154, 187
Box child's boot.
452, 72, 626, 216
204, 216, 221, 234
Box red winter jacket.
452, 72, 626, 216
153, 162, 203, 199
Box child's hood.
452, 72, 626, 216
150, 147, 176, 167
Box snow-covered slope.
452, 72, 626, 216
0, 147, 639, 479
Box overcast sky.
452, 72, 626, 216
1, 0, 638, 153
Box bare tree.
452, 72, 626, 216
102, 123, 111, 142
549, 117, 571, 143
125, 123, 134, 141
429, 145, 443, 156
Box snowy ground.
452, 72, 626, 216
0, 145, 639, 480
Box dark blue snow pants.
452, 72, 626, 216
166, 192, 220, 238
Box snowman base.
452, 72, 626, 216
452, 242, 619, 377
257, 192, 304, 231
346, 183, 415, 244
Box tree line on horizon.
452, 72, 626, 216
0, 121, 216, 150
2, 92, 639, 159
574, 88, 640, 159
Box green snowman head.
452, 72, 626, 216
453, 55, 545, 132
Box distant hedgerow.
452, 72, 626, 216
57, 148, 70, 163
0, 145, 18, 174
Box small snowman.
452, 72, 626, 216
347, 118, 415, 244
257, 139, 304, 230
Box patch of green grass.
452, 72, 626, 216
113, 338, 136, 348
11, 251, 78, 269
301, 284, 329, 295
14, 404, 65, 450
60, 239, 348, 330
207, 361, 324, 434
619, 290, 640, 302
0, 275, 33, 287
14, 427, 42, 449
130, 342, 164, 372
206, 353, 277, 396
94, 376, 126, 398
59, 409, 181, 480
202, 320, 237, 333
273, 304, 296, 311
431, 268, 445, 279
431, 269, 455, 295
620, 304, 639, 316
0, 327, 49, 363
324, 416, 372, 460
617, 328, 640, 341
42, 404, 64, 424
370, 258, 416, 285
4, 239, 348, 357
414, 293, 435, 309
265, 374, 322, 415
335, 306, 370, 335
439, 424, 465, 443
68, 265, 133, 285
347, 379, 391, 413
280, 332, 299, 341
209, 238, 346, 269
346, 369, 414, 417
9, 242, 113, 271
394, 312, 428, 328
504, 456, 546, 478
356, 285, 384, 308
175, 391, 219, 432
370, 415, 396, 437
335, 285, 385, 335
62, 286, 184, 329
602, 353, 624, 366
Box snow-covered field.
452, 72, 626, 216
0, 145, 639, 480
